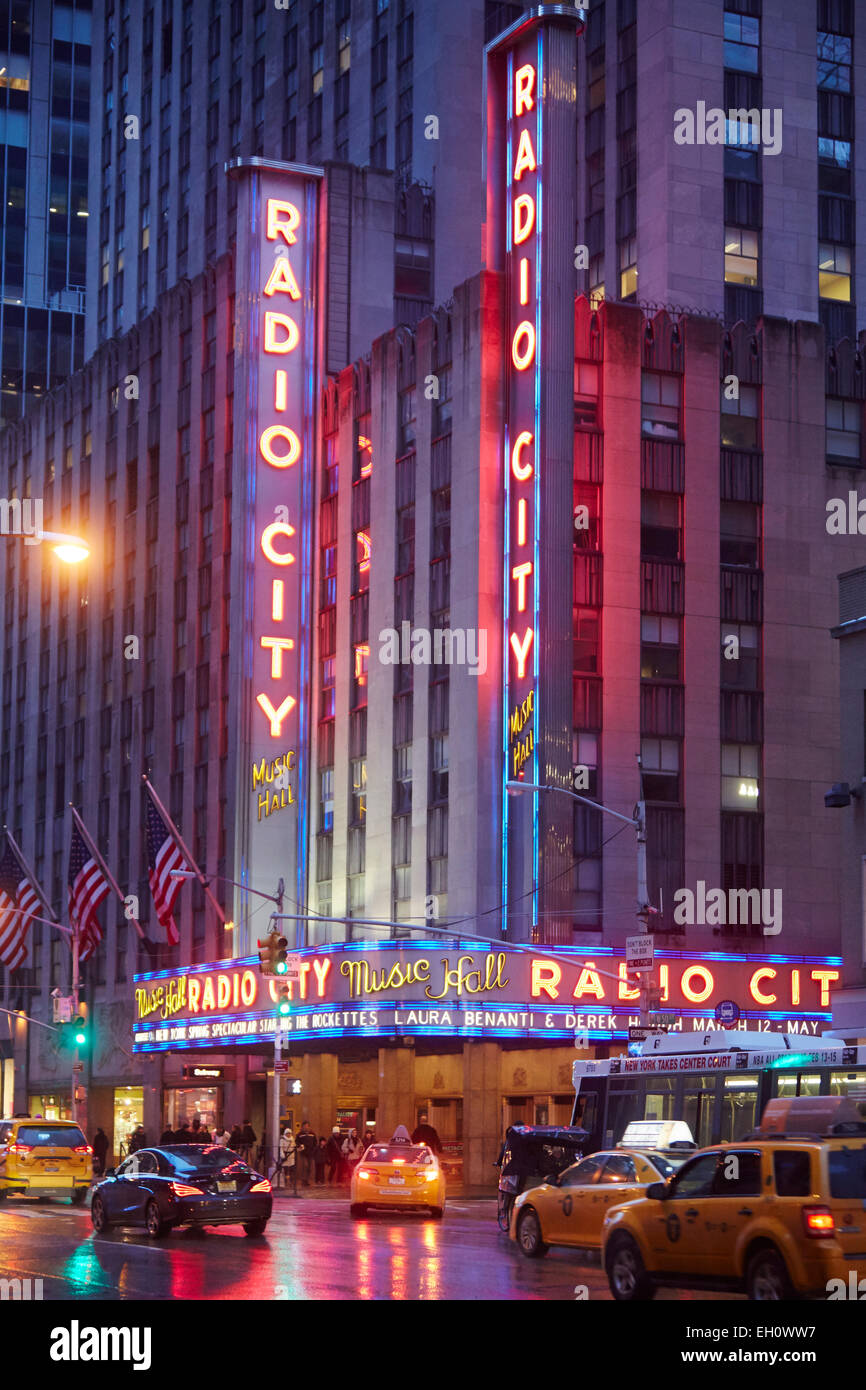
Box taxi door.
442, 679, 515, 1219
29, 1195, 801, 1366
646, 1150, 722, 1273
545, 1155, 608, 1246
593, 1155, 647, 1239
691, 1148, 765, 1277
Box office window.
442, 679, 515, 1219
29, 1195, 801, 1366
587, 49, 605, 112
320, 656, 335, 719
720, 501, 760, 568
587, 149, 604, 213
640, 615, 680, 682
721, 622, 760, 690
575, 361, 600, 427
826, 398, 861, 464
723, 12, 759, 73
641, 373, 680, 440
319, 767, 333, 831
311, 43, 324, 94
641, 491, 681, 561
433, 366, 451, 435
574, 607, 600, 674
817, 31, 851, 92
588, 254, 604, 307
352, 643, 369, 707
619, 235, 637, 298
819, 243, 851, 301
353, 530, 371, 592
573, 482, 601, 552
818, 136, 852, 196
724, 124, 759, 180
721, 383, 760, 450
355, 416, 372, 479
572, 730, 599, 798
721, 743, 760, 810
395, 238, 431, 300
430, 734, 448, 804
394, 744, 412, 813
725, 227, 759, 286
641, 738, 680, 803
398, 387, 416, 453
350, 756, 366, 823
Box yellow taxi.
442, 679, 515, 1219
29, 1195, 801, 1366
510, 1121, 695, 1258
602, 1096, 866, 1301
350, 1137, 445, 1220
0, 1117, 92, 1204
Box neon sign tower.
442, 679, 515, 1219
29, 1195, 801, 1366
229, 158, 322, 951
485, 9, 585, 942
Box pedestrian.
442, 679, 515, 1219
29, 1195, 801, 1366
228, 1123, 243, 1152
128, 1125, 147, 1154
411, 1112, 443, 1154
174, 1119, 193, 1144
295, 1122, 316, 1186
92, 1127, 109, 1176
277, 1127, 297, 1194
190, 1115, 210, 1144
159, 1124, 174, 1145
314, 1136, 328, 1185
326, 1126, 343, 1184
213, 1125, 231, 1147
341, 1127, 364, 1182
240, 1118, 256, 1162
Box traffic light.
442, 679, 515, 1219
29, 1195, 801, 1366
257, 931, 279, 975
274, 936, 289, 974
276, 984, 291, 1017
73, 1002, 89, 1048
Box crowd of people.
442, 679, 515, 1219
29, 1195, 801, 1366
97, 1112, 443, 1190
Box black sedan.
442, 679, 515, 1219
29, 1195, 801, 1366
90, 1146, 273, 1238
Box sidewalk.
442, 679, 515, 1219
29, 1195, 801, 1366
269, 1184, 496, 1201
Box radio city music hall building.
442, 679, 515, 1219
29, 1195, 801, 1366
0, 9, 863, 1176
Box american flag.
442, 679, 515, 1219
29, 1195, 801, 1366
0, 840, 39, 970
145, 800, 186, 945
67, 823, 111, 963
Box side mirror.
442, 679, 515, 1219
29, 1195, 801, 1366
104, 1167, 115, 1178
645, 1181, 668, 1201
543, 1172, 560, 1187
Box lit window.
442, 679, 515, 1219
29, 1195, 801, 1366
311, 44, 324, 93
351, 757, 367, 822
817, 30, 851, 92
354, 530, 371, 588
338, 23, 351, 71
619, 236, 637, 299
720, 382, 760, 450
826, 398, 861, 464
589, 254, 604, 308
724, 227, 759, 286
641, 372, 681, 440
819, 242, 851, 301
723, 12, 759, 73
721, 742, 760, 810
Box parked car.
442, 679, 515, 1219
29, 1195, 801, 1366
90, 1145, 272, 1238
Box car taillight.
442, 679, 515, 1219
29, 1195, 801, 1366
170, 1182, 204, 1198
250, 1179, 271, 1193
392, 1158, 405, 1165
357, 1169, 372, 1180
425, 1170, 439, 1182
73, 1145, 92, 1155
9, 1143, 32, 1155
802, 1205, 835, 1237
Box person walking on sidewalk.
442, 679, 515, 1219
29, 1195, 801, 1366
341, 1127, 364, 1182
326, 1126, 343, 1184
276, 1127, 297, 1194
314, 1136, 328, 1185
91, 1127, 109, 1176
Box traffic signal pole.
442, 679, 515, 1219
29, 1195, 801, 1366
71, 918, 81, 1126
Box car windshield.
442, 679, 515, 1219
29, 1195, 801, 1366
161, 1146, 250, 1174
649, 1152, 691, 1179
364, 1145, 430, 1163
829, 1146, 866, 1198
16, 1125, 87, 1148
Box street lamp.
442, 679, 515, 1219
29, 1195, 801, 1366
41, 531, 90, 564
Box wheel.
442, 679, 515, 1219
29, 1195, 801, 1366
145, 1199, 170, 1239
497, 1191, 514, 1232
746, 1247, 795, 1301
350, 1204, 367, 1220
91, 1195, 110, 1233
243, 1219, 268, 1237
70, 1187, 88, 1205
430, 1206, 444, 1220
516, 1207, 549, 1259
605, 1234, 656, 1301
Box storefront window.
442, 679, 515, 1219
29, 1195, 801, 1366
29, 1094, 69, 1121
166, 1086, 221, 1133
113, 1085, 144, 1158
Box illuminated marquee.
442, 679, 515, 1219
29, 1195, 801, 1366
132, 944, 840, 1049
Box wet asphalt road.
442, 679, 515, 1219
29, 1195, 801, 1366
0, 1195, 743, 1300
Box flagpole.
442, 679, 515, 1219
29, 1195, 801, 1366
4, 827, 60, 924
142, 777, 230, 932
68, 805, 145, 940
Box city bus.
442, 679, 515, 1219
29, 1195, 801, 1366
572, 1031, 866, 1152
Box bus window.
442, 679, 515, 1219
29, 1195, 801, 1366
643, 1079, 676, 1123
722, 1075, 759, 1141
683, 1079, 716, 1147
830, 1072, 866, 1099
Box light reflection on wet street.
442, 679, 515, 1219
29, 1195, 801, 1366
0, 1197, 743, 1300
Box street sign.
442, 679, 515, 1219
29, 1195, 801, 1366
629, 1026, 667, 1041
284, 954, 302, 982
52, 995, 73, 1023
715, 999, 740, 1024
626, 934, 654, 972
274, 1060, 289, 1073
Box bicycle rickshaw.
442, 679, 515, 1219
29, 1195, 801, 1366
495, 1125, 588, 1231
